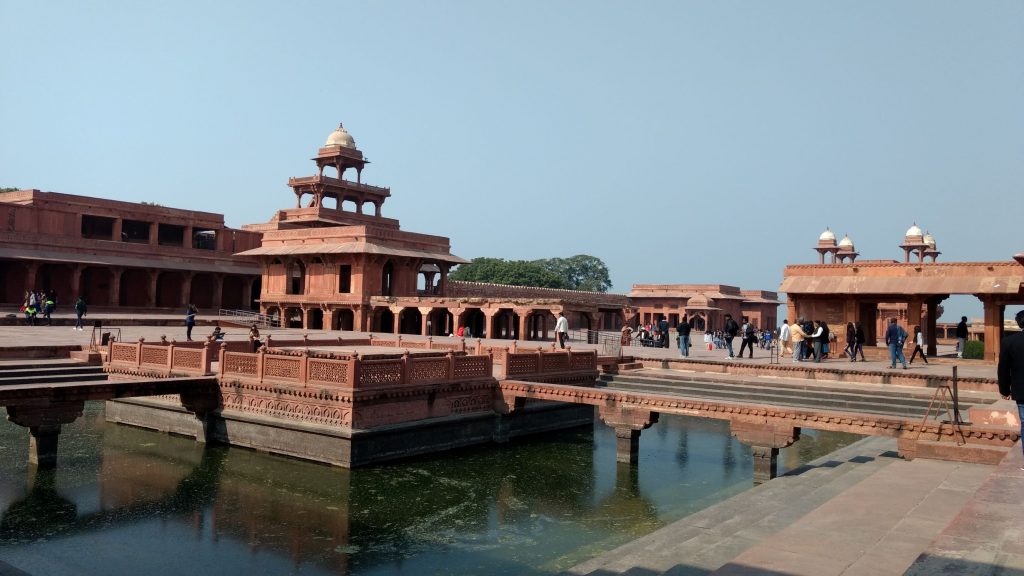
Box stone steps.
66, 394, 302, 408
598, 372, 984, 420
0, 360, 107, 386
564, 437, 901, 576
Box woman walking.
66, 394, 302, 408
852, 321, 867, 361
909, 325, 929, 364
843, 322, 855, 359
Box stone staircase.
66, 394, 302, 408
566, 436, 994, 576
0, 358, 108, 386
598, 371, 993, 420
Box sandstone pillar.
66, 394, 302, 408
180, 272, 194, 307
212, 274, 224, 310
6, 401, 85, 469
926, 297, 941, 357
484, 310, 497, 340
146, 271, 158, 308
109, 267, 123, 306
598, 406, 659, 465
517, 309, 533, 341
242, 277, 254, 310
730, 420, 801, 484
419, 307, 432, 336
24, 262, 39, 293
906, 296, 923, 333
981, 297, 1004, 362
70, 265, 83, 301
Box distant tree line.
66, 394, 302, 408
449, 254, 612, 292
0, 187, 19, 193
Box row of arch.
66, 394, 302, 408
262, 305, 611, 340
0, 260, 260, 310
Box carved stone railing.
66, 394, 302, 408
500, 349, 598, 380
107, 339, 216, 376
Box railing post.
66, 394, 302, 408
446, 351, 455, 381
136, 338, 145, 369
427, 336, 433, 350
299, 349, 309, 384
166, 341, 175, 374
255, 347, 265, 383
459, 337, 466, 353
536, 349, 544, 375
401, 351, 410, 385
217, 342, 225, 376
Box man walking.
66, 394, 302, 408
738, 316, 755, 359
884, 317, 908, 369
779, 320, 791, 358
997, 310, 1024, 467
555, 311, 569, 349
790, 318, 807, 362
74, 296, 87, 330
955, 316, 969, 358
677, 315, 691, 357
723, 314, 739, 359
658, 317, 670, 348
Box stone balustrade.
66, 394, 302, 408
107, 339, 216, 376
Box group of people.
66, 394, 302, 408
20, 290, 89, 329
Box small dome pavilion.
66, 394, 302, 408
815, 227, 841, 263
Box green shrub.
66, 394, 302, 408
963, 340, 984, 360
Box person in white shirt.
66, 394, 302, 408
779, 320, 791, 358
555, 312, 569, 349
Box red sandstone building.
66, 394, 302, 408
0, 190, 262, 310
628, 284, 780, 332
781, 226, 1024, 361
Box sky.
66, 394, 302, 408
2, 1, 1022, 322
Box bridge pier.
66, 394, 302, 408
599, 406, 659, 464
6, 400, 85, 470
180, 389, 223, 443
730, 420, 801, 484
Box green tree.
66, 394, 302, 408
0, 187, 20, 193
535, 254, 612, 292
449, 257, 566, 288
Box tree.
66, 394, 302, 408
449, 254, 613, 292
535, 255, 612, 292
0, 187, 20, 193
449, 257, 566, 288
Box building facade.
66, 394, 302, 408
0, 190, 262, 310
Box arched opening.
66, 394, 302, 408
222, 275, 244, 309
364, 200, 378, 216
250, 276, 262, 310
428, 309, 453, 336
462, 308, 485, 338
284, 307, 304, 329
341, 198, 359, 213
156, 271, 185, 308
288, 260, 306, 295
381, 261, 394, 297
119, 269, 151, 307
338, 264, 352, 293
190, 273, 215, 308
37, 263, 74, 302
418, 264, 439, 295
372, 307, 395, 333
0, 261, 28, 304
398, 308, 422, 335
265, 306, 281, 327
321, 196, 338, 210
492, 309, 520, 339
335, 309, 354, 331
80, 266, 112, 306
308, 309, 324, 330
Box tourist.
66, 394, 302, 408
210, 324, 224, 341
790, 319, 807, 362
843, 322, 855, 359
779, 320, 791, 358
908, 325, 929, 365
620, 325, 632, 347
185, 304, 197, 341
801, 319, 815, 359
658, 317, 670, 348
809, 320, 825, 363
456, 326, 465, 338
677, 315, 691, 357
955, 316, 968, 359
723, 314, 739, 359
74, 297, 87, 330
852, 321, 866, 362
249, 323, 262, 352
738, 316, 755, 358
555, 312, 569, 349
996, 310, 1024, 466
42, 292, 56, 325
821, 321, 832, 359
884, 317, 908, 369
24, 303, 37, 326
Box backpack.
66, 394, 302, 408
744, 323, 755, 338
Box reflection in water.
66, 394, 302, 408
0, 403, 861, 576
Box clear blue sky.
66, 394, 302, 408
2, 1, 1022, 322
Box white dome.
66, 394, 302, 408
906, 223, 923, 237
819, 228, 836, 242
923, 232, 936, 247
838, 234, 854, 248
325, 123, 356, 149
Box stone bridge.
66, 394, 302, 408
496, 379, 1020, 483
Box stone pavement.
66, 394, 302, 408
567, 437, 1024, 576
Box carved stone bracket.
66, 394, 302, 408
599, 406, 660, 464
730, 419, 801, 484
6, 400, 85, 469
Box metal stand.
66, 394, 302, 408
916, 367, 970, 445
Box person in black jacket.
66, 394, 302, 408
955, 316, 969, 359
852, 321, 867, 362
677, 315, 692, 357
997, 310, 1024, 462
723, 314, 739, 359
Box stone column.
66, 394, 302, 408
598, 406, 659, 465
112, 218, 123, 242
392, 306, 402, 334
180, 272, 194, 307
146, 271, 158, 308
6, 401, 85, 469
109, 267, 123, 306
483, 310, 498, 339
242, 277, 254, 310
926, 297, 941, 357
981, 297, 1004, 362
70, 265, 83, 301
419, 307, 432, 335
517, 309, 532, 341
149, 222, 159, 245
212, 274, 224, 310
906, 296, 923, 332
730, 419, 801, 485
24, 262, 39, 293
